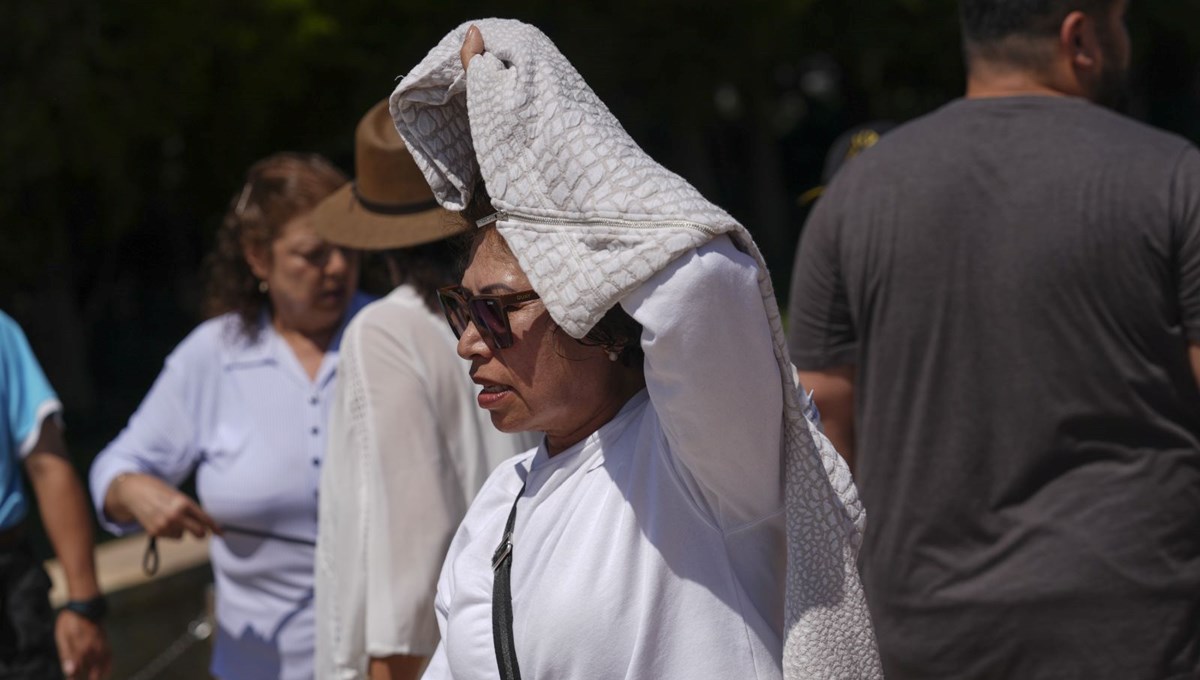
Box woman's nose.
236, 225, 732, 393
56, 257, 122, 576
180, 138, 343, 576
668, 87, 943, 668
457, 318, 491, 361
326, 246, 356, 276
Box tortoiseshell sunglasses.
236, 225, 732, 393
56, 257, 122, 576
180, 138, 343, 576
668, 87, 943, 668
436, 286, 541, 349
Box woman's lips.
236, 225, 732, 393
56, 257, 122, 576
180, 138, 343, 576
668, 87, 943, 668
477, 384, 512, 409
318, 288, 346, 304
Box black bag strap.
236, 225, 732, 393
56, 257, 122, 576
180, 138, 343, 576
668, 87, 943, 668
492, 481, 526, 680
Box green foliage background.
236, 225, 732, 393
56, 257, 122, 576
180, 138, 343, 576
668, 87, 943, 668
2, 0, 1198, 461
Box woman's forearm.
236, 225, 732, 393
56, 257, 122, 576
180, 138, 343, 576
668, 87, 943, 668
369, 654, 426, 680
101, 472, 141, 525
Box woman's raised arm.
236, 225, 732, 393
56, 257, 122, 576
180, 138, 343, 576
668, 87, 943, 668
621, 235, 784, 527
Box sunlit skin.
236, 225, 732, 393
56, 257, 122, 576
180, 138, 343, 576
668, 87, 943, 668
245, 212, 361, 378
966, 0, 1130, 105
457, 228, 645, 456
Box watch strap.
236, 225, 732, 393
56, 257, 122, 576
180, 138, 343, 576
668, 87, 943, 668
63, 595, 108, 622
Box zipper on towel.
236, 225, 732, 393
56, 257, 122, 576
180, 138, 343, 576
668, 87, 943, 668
477, 209, 720, 237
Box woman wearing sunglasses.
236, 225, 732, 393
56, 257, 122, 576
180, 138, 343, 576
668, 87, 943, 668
310, 100, 535, 680
396, 20, 881, 680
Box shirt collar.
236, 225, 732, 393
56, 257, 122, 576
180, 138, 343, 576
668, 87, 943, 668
219, 316, 276, 370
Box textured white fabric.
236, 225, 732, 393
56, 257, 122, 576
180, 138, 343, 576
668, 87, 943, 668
427, 240, 785, 680
315, 287, 536, 678
392, 19, 881, 678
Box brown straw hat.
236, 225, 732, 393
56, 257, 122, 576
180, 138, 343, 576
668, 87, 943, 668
312, 99, 464, 249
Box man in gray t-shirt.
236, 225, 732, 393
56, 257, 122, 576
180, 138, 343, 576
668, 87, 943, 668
789, 1, 1200, 678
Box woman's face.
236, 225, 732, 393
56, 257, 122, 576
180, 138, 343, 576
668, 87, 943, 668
246, 213, 360, 337
457, 229, 629, 452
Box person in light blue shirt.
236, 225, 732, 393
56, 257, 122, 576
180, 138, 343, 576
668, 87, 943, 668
0, 311, 110, 679
89, 153, 369, 680
0, 313, 58, 532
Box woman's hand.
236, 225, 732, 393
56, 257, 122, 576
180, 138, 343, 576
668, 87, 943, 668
460, 24, 484, 70
104, 473, 221, 539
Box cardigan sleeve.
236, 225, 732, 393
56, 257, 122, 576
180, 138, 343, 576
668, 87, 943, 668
621, 235, 784, 528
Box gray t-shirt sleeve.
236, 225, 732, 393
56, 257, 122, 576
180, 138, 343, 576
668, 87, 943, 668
1172, 145, 1200, 343
787, 194, 858, 369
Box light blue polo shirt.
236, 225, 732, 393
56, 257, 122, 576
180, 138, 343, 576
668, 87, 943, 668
0, 311, 61, 530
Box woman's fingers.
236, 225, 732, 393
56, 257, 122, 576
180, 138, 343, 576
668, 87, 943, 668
163, 496, 220, 539
460, 24, 484, 70
114, 472, 222, 541
127, 478, 219, 539
183, 502, 223, 537
122, 476, 182, 537
179, 513, 210, 539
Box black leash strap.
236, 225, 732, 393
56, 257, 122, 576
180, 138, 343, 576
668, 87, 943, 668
142, 525, 316, 576
221, 523, 318, 547
143, 536, 160, 576
492, 481, 526, 680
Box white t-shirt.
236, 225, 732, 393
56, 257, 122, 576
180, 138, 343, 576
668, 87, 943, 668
424, 237, 786, 680
315, 286, 536, 678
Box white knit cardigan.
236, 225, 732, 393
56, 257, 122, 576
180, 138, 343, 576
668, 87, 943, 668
390, 19, 883, 679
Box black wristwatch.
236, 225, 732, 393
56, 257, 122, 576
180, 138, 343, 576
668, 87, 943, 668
62, 595, 108, 623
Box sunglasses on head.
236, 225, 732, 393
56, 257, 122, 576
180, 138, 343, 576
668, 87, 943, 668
437, 285, 541, 349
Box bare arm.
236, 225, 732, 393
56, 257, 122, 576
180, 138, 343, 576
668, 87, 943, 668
797, 365, 856, 472
369, 655, 425, 680
1191, 343, 1200, 389
25, 418, 111, 680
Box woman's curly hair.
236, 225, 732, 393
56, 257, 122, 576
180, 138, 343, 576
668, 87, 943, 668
203, 153, 348, 341
458, 184, 644, 367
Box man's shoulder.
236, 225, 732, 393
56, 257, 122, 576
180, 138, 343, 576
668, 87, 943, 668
834, 96, 1196, 189
903, 96, 1189, 154
1063, 99, 1194, 157
824, 106, 960, 181
0, 310, 18, 336
0, 312, 46, 384
0, 311, 29, 354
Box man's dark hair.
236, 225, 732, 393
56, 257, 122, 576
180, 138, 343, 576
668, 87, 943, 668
960, 0, 1115, 68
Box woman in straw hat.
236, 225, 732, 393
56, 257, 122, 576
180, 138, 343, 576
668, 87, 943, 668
90, 153, 370, 680
311, 100, 535, 680
391, 20, 881, 680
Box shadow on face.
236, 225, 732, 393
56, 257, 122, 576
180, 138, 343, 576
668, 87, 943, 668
242, 213, 360, 339
457, 228, 644, 454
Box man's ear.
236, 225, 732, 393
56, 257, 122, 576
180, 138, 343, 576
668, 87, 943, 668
1061, 10, 1100, 72
243, 240, 271, 281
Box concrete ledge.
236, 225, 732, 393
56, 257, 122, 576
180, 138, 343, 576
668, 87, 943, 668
45, 533, 210, 606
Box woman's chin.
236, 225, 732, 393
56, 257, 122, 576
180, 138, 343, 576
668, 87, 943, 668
488, 410, 529, 434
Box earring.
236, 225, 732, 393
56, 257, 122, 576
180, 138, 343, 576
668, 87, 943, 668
606, 350, 619, 362
258, 280, 269, 293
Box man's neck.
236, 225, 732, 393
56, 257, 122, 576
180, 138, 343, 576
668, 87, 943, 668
965, 62, 1082, 100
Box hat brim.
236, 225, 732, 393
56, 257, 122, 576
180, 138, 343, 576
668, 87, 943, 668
311, 182, 469, 250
